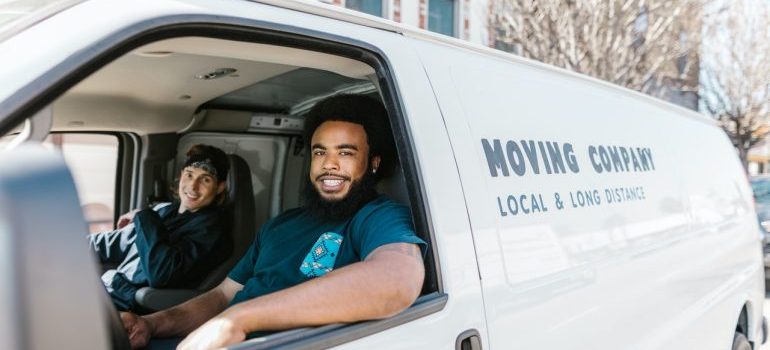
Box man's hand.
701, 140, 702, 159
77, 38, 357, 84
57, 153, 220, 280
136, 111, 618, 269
121, 312, 153, 349
117, 209, 141, 229
177, 315, 246, 350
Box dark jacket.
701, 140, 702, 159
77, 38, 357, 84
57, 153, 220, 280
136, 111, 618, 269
89, 202, 231, 311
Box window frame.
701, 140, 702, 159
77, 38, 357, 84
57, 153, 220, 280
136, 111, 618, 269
0, 13, 446, 349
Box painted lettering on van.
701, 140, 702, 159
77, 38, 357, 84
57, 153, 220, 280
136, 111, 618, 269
496, 193, 548, 216
481, 139, 579, 177
481, 138, 655, 177
495, 186, 647, 218
588, 146, 655, 173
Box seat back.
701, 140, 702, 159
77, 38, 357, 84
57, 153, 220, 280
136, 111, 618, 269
197, 153, 257, 290
375, 164, 409, 206
375, 164, 438, 295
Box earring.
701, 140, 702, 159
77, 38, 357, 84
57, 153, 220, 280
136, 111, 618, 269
372, 168, 377, 174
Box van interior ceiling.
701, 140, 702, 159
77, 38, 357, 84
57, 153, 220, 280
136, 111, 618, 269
54, 36, 378, 133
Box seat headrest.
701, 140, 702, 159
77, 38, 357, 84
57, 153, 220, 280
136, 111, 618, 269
194, 153, 256, 292
226, 154, 252, 206
375, 164, 409, 206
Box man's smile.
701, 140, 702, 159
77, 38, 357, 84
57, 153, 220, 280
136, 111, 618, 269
317, 174, 350, 192
184, 191, 201, 200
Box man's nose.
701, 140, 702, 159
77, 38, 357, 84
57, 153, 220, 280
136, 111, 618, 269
322, 155, 339, 170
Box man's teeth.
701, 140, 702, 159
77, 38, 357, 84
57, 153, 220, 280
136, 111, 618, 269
323, 179, 343, 186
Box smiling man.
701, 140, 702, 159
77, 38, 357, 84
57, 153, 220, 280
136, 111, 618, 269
120, 94, 426, 350
90, 144, 232, 312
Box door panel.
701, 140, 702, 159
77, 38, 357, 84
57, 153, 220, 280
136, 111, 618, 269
328, 26, 488, 350
0, 1, 489, 348
412, 37, 755, 349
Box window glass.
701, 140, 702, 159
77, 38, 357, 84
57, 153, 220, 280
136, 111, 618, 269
428, 0, 455, 36
0, 133, 119, 232
48, 134, 119, 233
345, 0, 383, 17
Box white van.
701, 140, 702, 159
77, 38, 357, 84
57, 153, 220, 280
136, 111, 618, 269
0, 1, 764, 349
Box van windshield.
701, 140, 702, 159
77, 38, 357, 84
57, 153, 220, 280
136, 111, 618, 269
0, 0, 83, 42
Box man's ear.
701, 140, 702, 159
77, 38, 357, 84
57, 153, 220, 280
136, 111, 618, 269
217, 181, 227, 195
371, 156, 381, 173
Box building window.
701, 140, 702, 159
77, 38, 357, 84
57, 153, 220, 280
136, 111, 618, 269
428, 0, 456, 36
346, 0, 383, 17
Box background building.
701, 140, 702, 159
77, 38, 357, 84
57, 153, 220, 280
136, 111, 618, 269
323, 0, 699, 113
320, 0, 491, 45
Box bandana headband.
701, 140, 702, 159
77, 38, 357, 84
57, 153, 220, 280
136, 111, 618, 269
183, 152, 227, 181
187, 160, 218, 179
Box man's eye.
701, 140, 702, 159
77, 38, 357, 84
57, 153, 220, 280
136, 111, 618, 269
313, 150, 324, 156
340, 151, 353, 156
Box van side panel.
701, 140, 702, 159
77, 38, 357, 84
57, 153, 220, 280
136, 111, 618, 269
412, 37, 763, 349
670, 121, 765, 346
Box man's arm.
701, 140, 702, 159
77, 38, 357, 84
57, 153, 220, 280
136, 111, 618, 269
88, 217, 136, 264
133, 208, 223, 287
178, 242, 424, 350
116, 209, 141, 229
122, 277, 243, 349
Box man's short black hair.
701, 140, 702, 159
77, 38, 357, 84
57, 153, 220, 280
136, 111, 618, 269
303, 94, 397, 180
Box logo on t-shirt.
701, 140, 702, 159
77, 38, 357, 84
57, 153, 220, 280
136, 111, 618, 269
300, 232, 343, 278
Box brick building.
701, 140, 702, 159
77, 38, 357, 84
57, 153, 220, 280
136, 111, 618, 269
320, 0, 491, 45
322, 0, 698, 112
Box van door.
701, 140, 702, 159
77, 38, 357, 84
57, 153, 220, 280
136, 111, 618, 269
0, 144, 112, 350
0, 1, 488, 348
412, 36, 756, 349
261, 14, 490, 350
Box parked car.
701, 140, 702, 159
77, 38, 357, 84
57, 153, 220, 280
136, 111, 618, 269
0, 0, 765, 349
751, 175, 770, 230
750, 174, 770, 289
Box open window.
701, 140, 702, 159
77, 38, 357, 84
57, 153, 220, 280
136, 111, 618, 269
44, 133, 120, 233
1, 126, 125, 233
3, 19, 443, 349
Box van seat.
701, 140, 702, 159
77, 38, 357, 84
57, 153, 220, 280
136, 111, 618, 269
376, 165, 409, 206
376, 165, 438, 295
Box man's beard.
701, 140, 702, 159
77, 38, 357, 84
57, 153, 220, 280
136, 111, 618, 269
304, 170, 378, 221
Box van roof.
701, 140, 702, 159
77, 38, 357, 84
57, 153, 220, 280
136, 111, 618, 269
254, 0, 715, 126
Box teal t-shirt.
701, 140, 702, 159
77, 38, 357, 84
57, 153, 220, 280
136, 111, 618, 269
228, 195, 426, 306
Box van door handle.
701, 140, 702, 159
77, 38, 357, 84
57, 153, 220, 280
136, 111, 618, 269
456, 329, 482, 350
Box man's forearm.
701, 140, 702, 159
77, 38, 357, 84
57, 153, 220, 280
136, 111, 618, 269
221, 248, 424, 333
147, 287, 231, 337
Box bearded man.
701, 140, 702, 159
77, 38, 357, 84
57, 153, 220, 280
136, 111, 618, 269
120, 94, 426, 350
